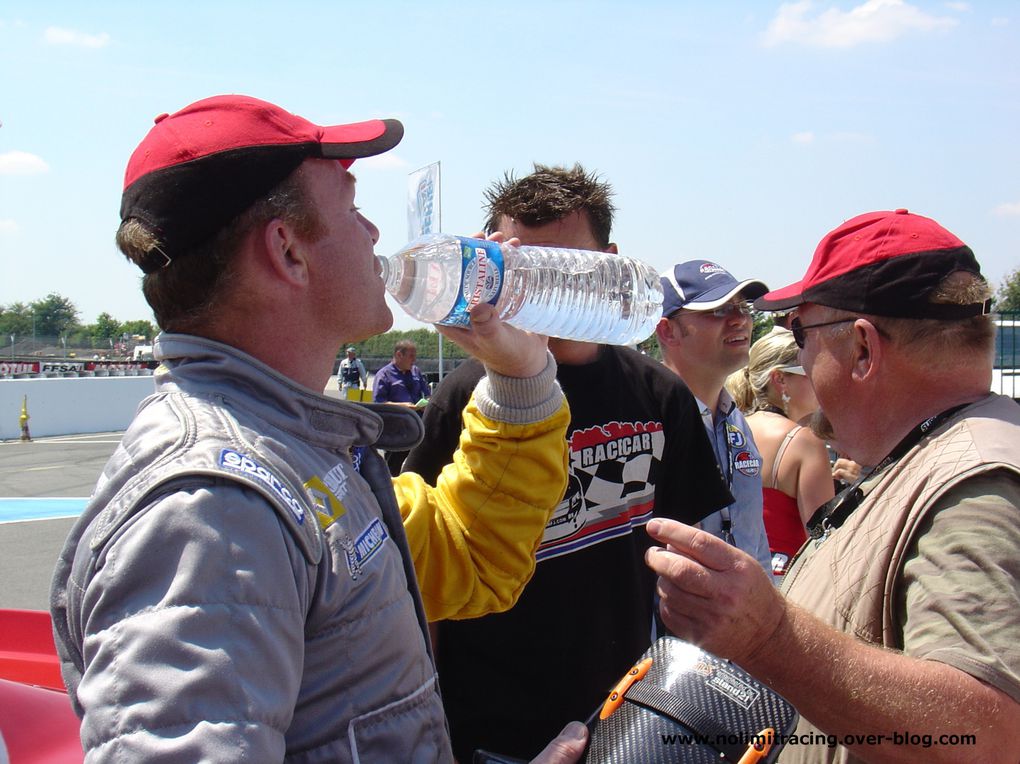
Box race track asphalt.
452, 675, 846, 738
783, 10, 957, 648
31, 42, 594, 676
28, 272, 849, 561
0, 377, 348, 612
0, 432, 122, 610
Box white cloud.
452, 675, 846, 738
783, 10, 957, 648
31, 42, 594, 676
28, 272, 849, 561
992, 202, 1020, 217
991, 17, 1009, 27
358, 152, 410, 170
792, 131, 816, 143
0, 150, 49, 175
0, 219, 19, 235
43, 26, 110, 48
944, 2, 969, 11
763, 0, 958, 48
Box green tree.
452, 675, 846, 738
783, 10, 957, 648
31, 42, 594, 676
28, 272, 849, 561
752, 311, 775, 342
90, 312, 122, 341
121, 319, 157, 339
995, 268, 1020, 312
0, 302, 34, 336
30, 293, 80, 336
347, 328, 470, 361
637, 335, 661, 360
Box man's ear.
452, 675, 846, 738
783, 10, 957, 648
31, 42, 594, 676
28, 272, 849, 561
848, 319, 883, 383
262, 217, 309, 287
605, 242, 619, 254
655, 316, 681, 347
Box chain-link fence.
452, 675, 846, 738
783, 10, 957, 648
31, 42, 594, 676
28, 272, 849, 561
0, 333, 146, 361
4, 315, 1018, 397
0, 334, 154, 377
994, 311, 1018, 400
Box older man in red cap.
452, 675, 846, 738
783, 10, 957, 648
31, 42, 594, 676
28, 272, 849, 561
645, 209, 1020, 763
49, 95, 585, 763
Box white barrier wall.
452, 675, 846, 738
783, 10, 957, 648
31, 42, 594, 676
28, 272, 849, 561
0, 376, 156, 440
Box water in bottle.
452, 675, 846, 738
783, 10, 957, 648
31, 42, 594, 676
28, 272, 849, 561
379, 234, 663, 345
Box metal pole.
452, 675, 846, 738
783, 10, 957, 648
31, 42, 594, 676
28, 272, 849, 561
437, 161, 445, 381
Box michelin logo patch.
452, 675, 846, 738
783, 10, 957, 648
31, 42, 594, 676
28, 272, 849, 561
346, 518, 388, 579
219, 449, 305, 524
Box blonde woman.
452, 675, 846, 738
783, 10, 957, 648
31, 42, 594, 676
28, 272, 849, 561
727, 327, 835, 574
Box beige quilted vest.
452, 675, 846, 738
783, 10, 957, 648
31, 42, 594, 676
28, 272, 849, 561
778, 394, 1020, 763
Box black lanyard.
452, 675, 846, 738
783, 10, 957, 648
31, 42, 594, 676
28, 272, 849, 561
708, 404, 736, 543
806, 404, 967, 540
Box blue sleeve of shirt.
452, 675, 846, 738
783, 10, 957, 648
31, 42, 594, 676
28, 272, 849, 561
413, 367, 430, 400
373, 366, 391, 402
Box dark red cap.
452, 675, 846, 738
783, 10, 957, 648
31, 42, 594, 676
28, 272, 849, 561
120, 94, 403, 273
754, 209, 990, 319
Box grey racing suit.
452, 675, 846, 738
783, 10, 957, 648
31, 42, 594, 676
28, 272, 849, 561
50, 333, 568, 762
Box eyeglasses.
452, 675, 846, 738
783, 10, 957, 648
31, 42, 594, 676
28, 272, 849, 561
790, 316, 858, 349
670, 301, 754, 322
710, 301, 754, 319
778, 364, 805, 375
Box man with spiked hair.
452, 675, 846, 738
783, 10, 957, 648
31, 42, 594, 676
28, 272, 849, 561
405, 163, 731, 761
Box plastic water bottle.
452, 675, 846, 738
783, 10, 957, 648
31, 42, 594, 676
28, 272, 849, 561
379, 234, 663, 345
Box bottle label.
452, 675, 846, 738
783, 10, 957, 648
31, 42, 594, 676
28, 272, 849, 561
438, 237, 505, 327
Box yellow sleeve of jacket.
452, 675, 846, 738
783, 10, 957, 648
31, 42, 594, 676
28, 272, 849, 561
392, 393, 570, 622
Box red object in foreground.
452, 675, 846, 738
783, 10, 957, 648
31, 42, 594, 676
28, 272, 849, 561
0, 609, 65, 691
0, 609, 82, 762
0, 678, 83, 763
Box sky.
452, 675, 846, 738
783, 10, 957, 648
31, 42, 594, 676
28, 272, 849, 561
1, 0, 1018, 333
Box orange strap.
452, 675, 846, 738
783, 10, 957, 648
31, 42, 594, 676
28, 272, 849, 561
738, 727, 776, 764
598, 658, 653, 720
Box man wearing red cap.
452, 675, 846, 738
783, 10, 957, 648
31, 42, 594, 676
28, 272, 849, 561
645, 210, 1020, 762
48, 96, 586, 762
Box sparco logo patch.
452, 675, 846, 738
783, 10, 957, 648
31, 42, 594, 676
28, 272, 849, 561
733, 450, 761, 477
219, 449, 305, 524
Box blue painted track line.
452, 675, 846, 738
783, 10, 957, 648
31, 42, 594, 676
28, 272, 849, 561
0, 498, 88, 523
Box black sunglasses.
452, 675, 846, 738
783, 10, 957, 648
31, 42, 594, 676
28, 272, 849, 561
790, 316, 858, 349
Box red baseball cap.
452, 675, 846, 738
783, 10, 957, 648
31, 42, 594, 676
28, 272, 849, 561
754, 209, 990, 319
120, 94, 403, 273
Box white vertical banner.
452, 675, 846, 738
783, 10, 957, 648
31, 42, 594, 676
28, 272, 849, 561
406, 162, 446, 379
407, 161, 441, 241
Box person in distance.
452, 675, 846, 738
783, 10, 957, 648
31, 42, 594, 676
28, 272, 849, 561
726, 326, 835, 575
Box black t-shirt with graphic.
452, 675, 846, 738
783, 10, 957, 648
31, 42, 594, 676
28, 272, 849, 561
403, 345, 732, 761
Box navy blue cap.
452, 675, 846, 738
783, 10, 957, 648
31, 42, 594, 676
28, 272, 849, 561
661, 260, 769, 317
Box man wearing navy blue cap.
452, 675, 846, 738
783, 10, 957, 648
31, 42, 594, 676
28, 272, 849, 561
655, 260, 772, 574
